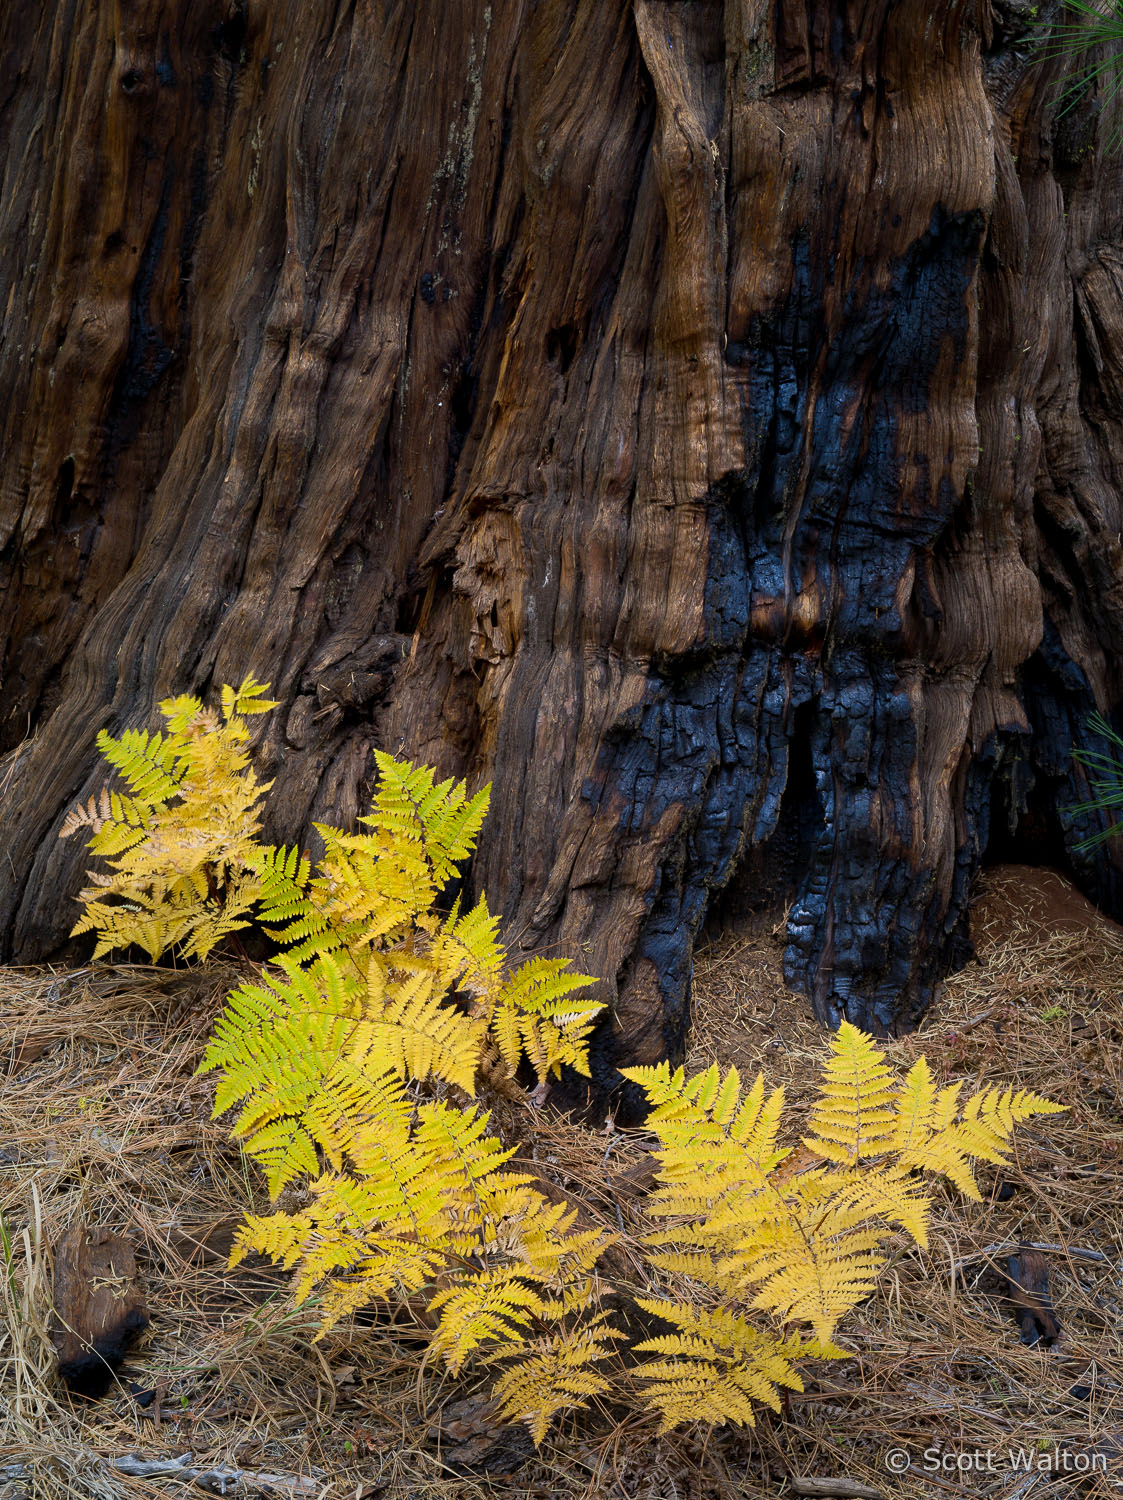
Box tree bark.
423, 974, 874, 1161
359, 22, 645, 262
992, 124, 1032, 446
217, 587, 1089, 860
2, 0, 1122, 1106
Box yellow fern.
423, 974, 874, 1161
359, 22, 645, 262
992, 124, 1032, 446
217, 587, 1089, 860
623, 1023, 1064, 1429
231, 1168, 451, 1313
486, 957, 602, 1089
632, 1300, 828, 1433
68, 681, 615, 1442
361, 752, 492, 886
895, 1082, 1065, 1199
803, 1021, 899, 1164
429, 1266, 551, 1373
61, 676, 276, 960
71, 683, 1063, 1447
490, 1314, 622, 1443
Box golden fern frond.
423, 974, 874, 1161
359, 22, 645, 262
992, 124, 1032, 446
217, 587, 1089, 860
824, 1165, 931, 1248
69, 887, 209, 962
740, 1178, 888, 1342
314, 1245, 445, 1334
351, 965, 483, 1092
233, 1171, 450, 1325
489, 957, 601, 1085
505, 1197, 615, 1285
362, 753, 490, 886
412, 1102, 522, 1237
269, 822, 433, 963
623, 1062, 787, 1235
428, 1266, 548, 1374
730, 1072, 788, 1164
64, 687, 274, 961
803, 1022, 898, 1164
633, 1300, 826, 1432
495, 957, 601, 1029
491, 1313, 621, 1443
158, 693, 216, 736
242, 1128, 464, 1301
642, 1156, 902, 1343
892, 1055, 937, 1154
622, 1062, 785, 1162
429, 896, 505, 1002
642, 1157, 770, 1235
324, 1142, 454, 1248
222, 676, 279, 719
300, 1057, 415, 1169
230, 1117, 323, 1196
177, 873, 260, 960
896, 1084, 1066, 1199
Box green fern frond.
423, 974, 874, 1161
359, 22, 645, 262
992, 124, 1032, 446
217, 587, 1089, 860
362, 752, 490, 885
200, 956, 369, 1194
93, 725, 185, 804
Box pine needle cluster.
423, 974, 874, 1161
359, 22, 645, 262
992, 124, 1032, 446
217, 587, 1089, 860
1036, 0, 1123, 154
64, 684, 1066, 1443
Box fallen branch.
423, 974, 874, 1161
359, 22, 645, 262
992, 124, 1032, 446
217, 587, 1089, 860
950, 1242, 1108, 1281
111, 1453, 322, 1495
790, 1480, 883, 1499
2, 1455, 322, 1497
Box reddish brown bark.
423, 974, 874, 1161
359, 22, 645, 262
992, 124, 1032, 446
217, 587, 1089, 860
2, 0, 1122, 1110
50, 1224, 148, 1396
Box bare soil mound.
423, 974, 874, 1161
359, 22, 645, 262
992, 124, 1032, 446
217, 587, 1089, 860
971, 865, 1123, 950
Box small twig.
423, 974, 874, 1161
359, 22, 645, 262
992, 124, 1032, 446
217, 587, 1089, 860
950, 1241, 1109, 1280
790, 1480, 883, 1499
97, 1453, 320, 1496
963, 1006, 996, 1029
1002, 1472, 1042, 1500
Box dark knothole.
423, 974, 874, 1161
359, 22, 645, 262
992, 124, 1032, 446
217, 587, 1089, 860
545, 323, 579, 375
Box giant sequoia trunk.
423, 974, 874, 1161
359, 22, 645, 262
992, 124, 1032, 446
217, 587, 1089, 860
2, 0, 1123, 1104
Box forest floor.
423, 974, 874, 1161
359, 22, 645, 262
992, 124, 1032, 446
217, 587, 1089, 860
1, 866, 1121, 1500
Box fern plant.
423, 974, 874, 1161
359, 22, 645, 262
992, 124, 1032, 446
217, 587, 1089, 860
60, 677, 277, 959
622, 1026, 1065, 1432
1068, 711, 1123, 848
63, 684, 618, 1438
64, 684, 1066, 1445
